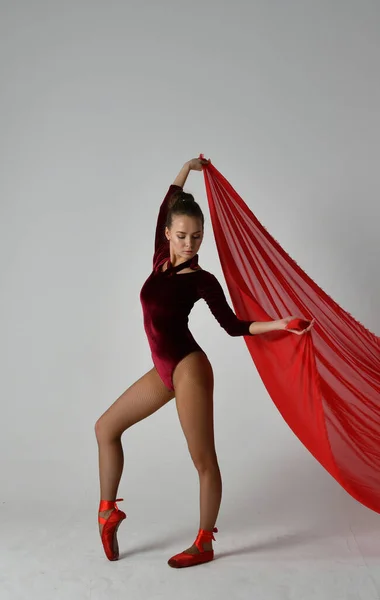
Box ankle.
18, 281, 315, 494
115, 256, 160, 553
200, 541, 213, 552
98, 508, 114, 518
99, 498, 123, 512
194, 527, 218, 552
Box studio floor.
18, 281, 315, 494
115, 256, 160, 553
2, 503, 380, 600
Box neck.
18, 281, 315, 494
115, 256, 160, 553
169, 253, 194, 268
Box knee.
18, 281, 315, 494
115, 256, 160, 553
94, 416, 120, 445
94, 417, 106, 444
191, 451, 219, 476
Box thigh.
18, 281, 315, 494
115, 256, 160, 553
96, 366, 175, 439
173, 351, 216, 462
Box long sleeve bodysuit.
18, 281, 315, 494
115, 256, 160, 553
139, 184, 254, 391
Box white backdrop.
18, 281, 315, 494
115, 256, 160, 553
1, 1, 380, 596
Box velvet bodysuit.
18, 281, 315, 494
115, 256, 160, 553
139, 184, 253, 391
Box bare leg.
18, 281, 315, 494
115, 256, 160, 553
95, 366, 174, 532
173, 351, 221, 553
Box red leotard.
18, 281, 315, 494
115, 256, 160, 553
139, 185, 254, 391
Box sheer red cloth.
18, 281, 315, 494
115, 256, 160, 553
201, 157, 380, 513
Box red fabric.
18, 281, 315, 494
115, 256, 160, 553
201, 157, 380, 513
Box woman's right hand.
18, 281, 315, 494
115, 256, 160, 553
187, 157, 210, 171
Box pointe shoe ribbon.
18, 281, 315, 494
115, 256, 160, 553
168, 527, 218, 568
98, 498, 124, 523
194, 527, 218, 551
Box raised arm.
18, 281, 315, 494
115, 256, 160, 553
154, 184, 183, 254
173, 162, 191, 187
153, 158, 210, 261
173, 157, 209, 187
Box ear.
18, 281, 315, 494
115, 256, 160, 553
164, 226, 170, 241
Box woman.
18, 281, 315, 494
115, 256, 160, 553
95, 157, 314, 568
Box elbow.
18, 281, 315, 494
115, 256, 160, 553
225, 328, 242, 337
225, 323, 253, 336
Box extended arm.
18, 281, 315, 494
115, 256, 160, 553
248, 321, 282, 335
198, 273, 304, 336
198, 273, 254, 336
250, 317, 314, 335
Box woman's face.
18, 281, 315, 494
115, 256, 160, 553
165, 215, 203, 260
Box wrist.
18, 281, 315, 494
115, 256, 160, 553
249, 320, 280, 335
275, 319, 285, 331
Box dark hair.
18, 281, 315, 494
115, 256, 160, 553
165, 190, 204, 230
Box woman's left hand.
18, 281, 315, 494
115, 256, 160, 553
279, 316, 315, 335
187, 157, 210, 171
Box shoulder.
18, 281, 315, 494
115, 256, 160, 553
194, 269, 220, 291
196, 268, 214, 278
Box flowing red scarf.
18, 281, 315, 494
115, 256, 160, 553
201, 156, 380, 513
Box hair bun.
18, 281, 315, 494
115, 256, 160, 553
166, 189, 204, 230
180, 192, 194, 203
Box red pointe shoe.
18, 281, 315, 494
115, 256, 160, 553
168, 527, 218, 568
98, 498, 126, 561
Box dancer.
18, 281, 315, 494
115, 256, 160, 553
95, 157, 314, 568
